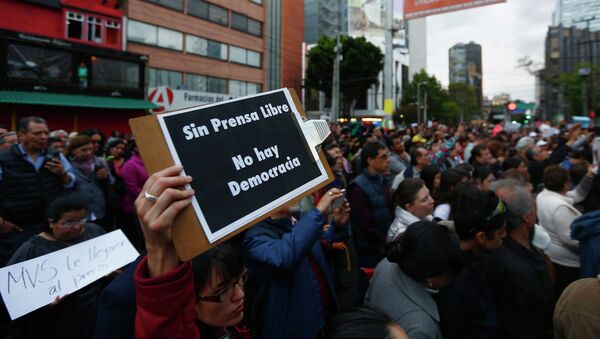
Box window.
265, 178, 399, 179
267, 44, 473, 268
185, 35, 207, 56
148, 68, 182, 88
207, 40, 227, 60
231, 12, 262, 36
87, 16, 102, 43
229, 46, 261, 67
92, 58, 139, 88
128, 20, 182, 51
158, 27, 183, 50
229, 80, 261, 96
7, 43, 72, 82
106, 20, 120, 45
207, 76, 227, 93
208, 4, 228, 25
146, 0, 184, 11
247, 50, 261, 67
188, 0, 228, 26
66, 12, 84, 39
187, 74, 207, 91
230, 46, 246, 64
128, 20, 157, 45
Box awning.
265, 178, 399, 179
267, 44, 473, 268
0, 90, 158, 109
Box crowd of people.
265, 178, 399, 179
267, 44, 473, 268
1, 116, 600, 339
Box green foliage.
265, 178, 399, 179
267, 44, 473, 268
558, 62, 600, 118
448, 83, 479, 123
305, 35, 383, 105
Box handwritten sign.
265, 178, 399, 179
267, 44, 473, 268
0, 230, 139, 320
158, 88, 331, 243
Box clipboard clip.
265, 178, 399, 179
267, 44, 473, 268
299, 117, 331, 161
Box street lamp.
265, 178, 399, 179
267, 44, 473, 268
417, 82, 427, 124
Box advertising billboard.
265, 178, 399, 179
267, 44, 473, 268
404, 0, 505, 20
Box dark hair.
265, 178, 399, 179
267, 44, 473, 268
393, 178, 426, 210
45, 193, 89, 231
191, 241, 244, 334
361, 141, 386, 169
80, 128, 106, 156
420, 165, 440, 193
66, 135, 92, 158
17, 116, 47, 133
502, 156, 523, 172
324, 143, 341, 153
48, 137, 63, 146
108, 139, 125, 149
470, 144, 488, 163
387, 221, 457, 281
409, 147, 425, 166
324, 306, 403, 339
454, 163, 474, 179
570, 161, 589, 186
436, 169, 463, 205
543, 165, 569, 192
453, 184, 506, 240
473, 165, 493, 183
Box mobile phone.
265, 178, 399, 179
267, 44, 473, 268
331, 189, 346, 209
44, 152, 57, 164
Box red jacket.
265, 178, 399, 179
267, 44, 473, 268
134, 256, 250, 339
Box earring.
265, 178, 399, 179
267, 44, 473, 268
427, 281, 433, 288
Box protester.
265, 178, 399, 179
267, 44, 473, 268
554, 277, 600, 339
120, 141, 147, 248
243, 187, 350, 339
324, 306, 409, 339
365, 221, 457, 339
570, 209, 600, 278
7, 193, 106, 339
387, 178, 434, 242
80, 128, 106, 158
0, 116, 76, 266
438, 185, 506, 339
391, 146, 430, 189
433, 169, 464, 221
472, 165, 495, 192
482, 180, 555, 339
347, 141, 393, 268
133, 166, 250, 339
66, 135, 115, 231
536, 165, 582, 295
0, 131, 17, 151
420, 164, 441, 195
388, 133, 411, 180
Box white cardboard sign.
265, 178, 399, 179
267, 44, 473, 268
0, 230, 139, 320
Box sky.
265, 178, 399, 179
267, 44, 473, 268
425, 0, 556, 103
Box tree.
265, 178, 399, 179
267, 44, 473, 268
558, 62, 600, 119
397, 70, 455, 124
448, 83, 479, 123
305, 35, 383, 113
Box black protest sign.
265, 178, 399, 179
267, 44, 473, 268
158, 89, 330, 243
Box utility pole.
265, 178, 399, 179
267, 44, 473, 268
423, 90, 428, 124
331, 32, 341, 123
383, 0, 394, 123
417, 81, 427, 125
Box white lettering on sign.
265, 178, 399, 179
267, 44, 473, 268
0, 230, 139, 320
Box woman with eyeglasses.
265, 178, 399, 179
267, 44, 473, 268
6, 193, 106, 339
133, 166, 250, 339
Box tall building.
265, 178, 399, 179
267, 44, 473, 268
448, 42, 482, 108
0, 0, 153, 134
554, 0, 600, 31
125, 0, 304, 113
304, 0, 347, 44
408, 17, 427, 81
540, 25, 600, 120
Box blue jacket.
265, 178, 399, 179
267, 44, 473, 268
571, 210, 600, 278
243, 208, 348, 339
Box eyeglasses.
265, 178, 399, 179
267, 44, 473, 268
196, 269, 248, 303
59, 217, 88, 228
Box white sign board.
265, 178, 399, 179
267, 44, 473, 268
0, 230, 139, 320
148, 86, 237, 114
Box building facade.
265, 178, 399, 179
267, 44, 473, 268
449, 42, 482, 108
554, 0, 600, 32
304, 0, 347, 44
0, 0, 153, 134
541, 25, 600, 120
126, 0, 304, 113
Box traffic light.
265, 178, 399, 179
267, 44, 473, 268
506, 102, 517, 111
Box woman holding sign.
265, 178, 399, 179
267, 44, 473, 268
6, 193, 106, 339
133, 166, 249, 339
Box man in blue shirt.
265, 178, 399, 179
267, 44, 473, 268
0, 116, 75, 266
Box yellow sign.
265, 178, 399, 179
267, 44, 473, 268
384, 99, 394, 115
